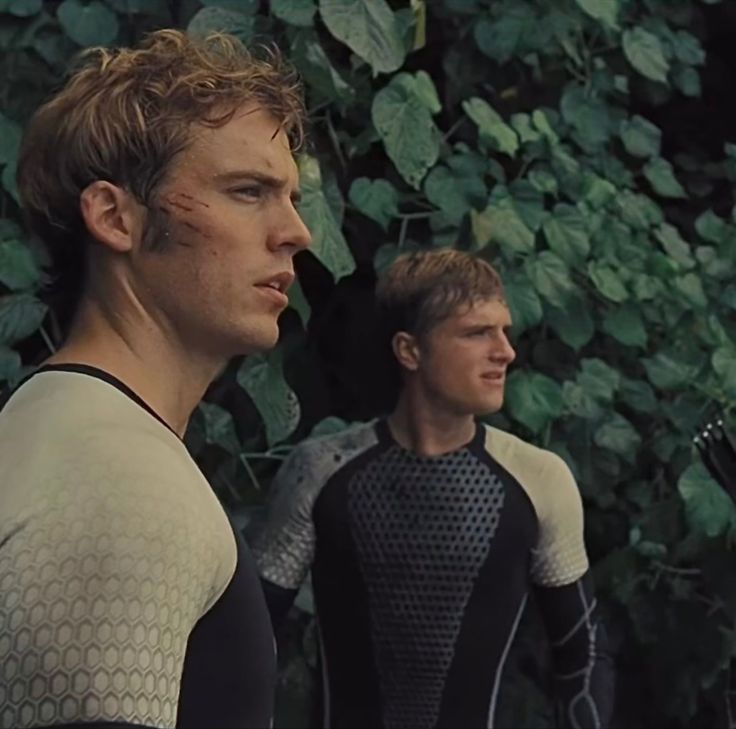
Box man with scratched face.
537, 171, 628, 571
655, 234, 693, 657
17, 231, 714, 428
0, 29, 310, 729
253, 249, 615, 729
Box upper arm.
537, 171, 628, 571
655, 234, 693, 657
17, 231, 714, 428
530, 453, 589, 587
0, 444, 220, 729
250, 446, 320, 590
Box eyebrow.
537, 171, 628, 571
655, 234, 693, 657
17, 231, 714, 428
214, 169, 302, 203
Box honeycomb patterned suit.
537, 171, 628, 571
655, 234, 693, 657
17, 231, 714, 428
0, 365, 276, 729
252, 420, 614, 729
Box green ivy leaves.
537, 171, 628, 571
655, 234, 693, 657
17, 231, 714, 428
372, 73, 441, 188
298, 155, 356, 280
623, 27, 670, 83
57, 0, 118, 46
319, 0, 405, 75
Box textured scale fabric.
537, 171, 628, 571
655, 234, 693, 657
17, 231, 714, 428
252, 419, 591, 728
0, 366, 276, 729
349, 448, 505, 728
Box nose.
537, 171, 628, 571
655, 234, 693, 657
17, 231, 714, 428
269, 201, 312, 254
493, 332, 516, 365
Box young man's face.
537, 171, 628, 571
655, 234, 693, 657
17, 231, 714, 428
131, 104, 311, 358
412, 297, 516, 416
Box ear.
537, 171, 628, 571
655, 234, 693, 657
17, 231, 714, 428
391, 331, 421, 372
79, 181, 142, 253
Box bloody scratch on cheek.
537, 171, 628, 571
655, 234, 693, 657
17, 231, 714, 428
177, 192, 210, 208
165, 198, 195, 213
183, 220, 212, 239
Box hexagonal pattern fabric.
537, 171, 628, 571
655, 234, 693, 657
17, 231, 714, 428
0, 370, 237, 729
348, 445, 505, 729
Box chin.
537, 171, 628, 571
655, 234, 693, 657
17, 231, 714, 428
472, 396, 504, 416
229, 320, 280, 356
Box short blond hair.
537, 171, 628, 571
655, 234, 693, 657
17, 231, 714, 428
17, 29, 304, 323
376, 249, 505, 338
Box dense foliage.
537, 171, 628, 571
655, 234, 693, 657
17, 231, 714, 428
2, 0, 736, 725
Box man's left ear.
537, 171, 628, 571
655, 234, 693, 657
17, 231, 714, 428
79, 181, 143, 253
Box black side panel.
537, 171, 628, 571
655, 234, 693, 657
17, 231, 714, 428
312, 445, 387, 728
177, 530, 276, 729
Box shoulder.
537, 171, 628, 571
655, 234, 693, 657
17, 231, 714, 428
283, 420, 380, 479
481, 424, 580, 522
481, 425, 574, 484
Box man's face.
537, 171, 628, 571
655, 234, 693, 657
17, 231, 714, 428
131, 104, 311, 358
412, 297, 516, 416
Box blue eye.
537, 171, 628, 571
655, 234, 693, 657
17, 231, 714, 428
234, 186, 262, 199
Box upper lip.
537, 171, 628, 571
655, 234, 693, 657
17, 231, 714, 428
255, 271, 295, 293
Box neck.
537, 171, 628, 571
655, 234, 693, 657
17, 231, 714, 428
388, 388, 476, 457
45, 295, 225, 437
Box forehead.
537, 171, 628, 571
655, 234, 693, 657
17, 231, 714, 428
181, 104, 299, 184
441, 297, 512, 329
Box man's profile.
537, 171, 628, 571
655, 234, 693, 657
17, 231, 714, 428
252, 249, 614, 728
0, 29, 310, 729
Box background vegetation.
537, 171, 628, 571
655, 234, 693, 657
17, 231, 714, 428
3, 0, 736, 725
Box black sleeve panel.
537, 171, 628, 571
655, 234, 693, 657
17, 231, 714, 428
535, 571, 615, 729
260, 578, 299, 631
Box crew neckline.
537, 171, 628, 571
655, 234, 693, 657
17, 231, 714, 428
375, 417, 485, 460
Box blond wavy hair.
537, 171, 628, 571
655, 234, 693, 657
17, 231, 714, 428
17, 29, 305, 322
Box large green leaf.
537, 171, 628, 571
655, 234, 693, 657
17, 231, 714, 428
424, 160, 487, 225
372, 74, 441, 188
654, 223, 694, 269
644, 157, 687, 198
695, 210, 727, 244
0, 239, 41, 291
237, 351, 300, 447
547, 294, 595, 351
473, 4, 535, 64
619, 377, 658, 413
187, 6, 254, 40
622, 27, 670, 83
614, 191, 663, 230
527, 251, 575, 307
542, 204, 590, 265
712, 347, 736, 396
602, 304, 648, 347
0, 294, 47, 346
503, 272, 543, 334
674, 272, 708, 309
505, 370, 564, 434
619, 115, 661, 158
291, 31, 354, 105
319, 0, 405, 75
297, 155, 355, 281
575, 0, 619, 29
472, 196, 535, 255
5, 0, 42, 16
678, 462, 736, 538
595, 412, 641, 461
198, 401, 241, 455
57, 0, 119, 46
463, 98, 519, 157
578, 358, 620, 402
288, 278, 311, 327
271, 0, 316, 26
560, 85, 612, 150
643, 352, 696, 390
349, 178, 399, 230
588, 262, 629, 302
